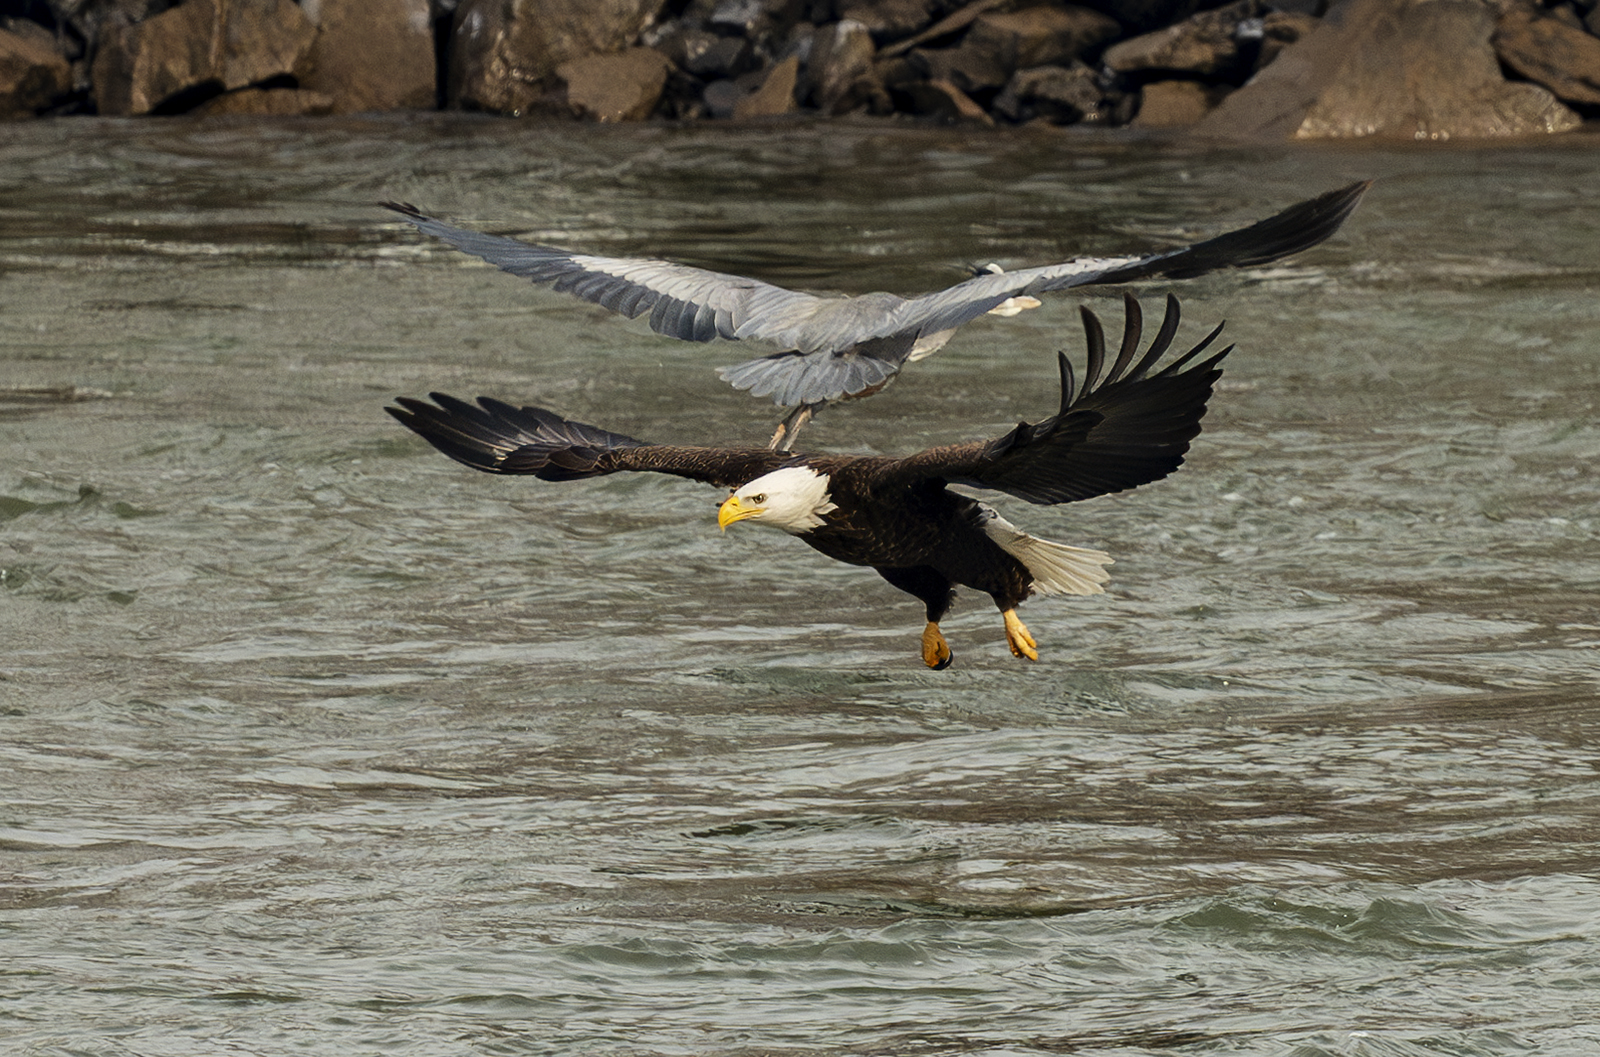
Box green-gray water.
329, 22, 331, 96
3, 116, 1598, 1056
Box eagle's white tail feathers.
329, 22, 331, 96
981, 512, 1113, 597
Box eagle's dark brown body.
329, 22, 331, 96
388, 294, 1231, 667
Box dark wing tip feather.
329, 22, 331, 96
381, 200, 426, 219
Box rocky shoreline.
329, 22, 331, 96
4, 0, 1600, 139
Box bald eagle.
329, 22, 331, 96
384, 181, 1363, 449
388, 294, 1229, 668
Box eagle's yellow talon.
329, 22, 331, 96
1002, 609, 1038, 661
922, 622, 952, 670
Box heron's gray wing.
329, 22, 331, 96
879, 294, 1231, 505
858, 181, 1370, 346
384, 202, 830, 347
716, 331, 915, 406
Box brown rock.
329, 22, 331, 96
556, 46, 670, 120
0, 27, 71, 118
992, 61, 1107, 124
302, 0, 435, 113
198, 86, 336, 115
449, 0, 668, 115
92, 0, 316, 116
1197, 0, 1581, 141
909, 41, 1009, 95
1131, 78, 1226, 127
965, 6, 1121, 70
732, 52, 799, 117
1103, 0, 1264, 76
837, 0, 941, 44
1493, 1, 1600, 106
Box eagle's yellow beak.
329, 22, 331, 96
718, 494, 762, 531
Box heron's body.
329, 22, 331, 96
384, 182, 1364, 447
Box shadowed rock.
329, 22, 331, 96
92, 0, 315, 116
0, 27, 71, 118
732, 52, 799, 117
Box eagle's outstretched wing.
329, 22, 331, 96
383, 182, 1365, 367
885, 293, 1231, 505
387, 393, 787, 488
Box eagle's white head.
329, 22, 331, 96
717, 465, 839, 535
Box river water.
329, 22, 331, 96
2, 116, 1598, 1056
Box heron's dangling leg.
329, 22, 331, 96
768, 401, 827, 451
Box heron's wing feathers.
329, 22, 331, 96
387, 393, 786, 487
716, 330, 914, 406
885, 293, 1230, 505
877, 180, 1369, 345
384, 202, 829, 347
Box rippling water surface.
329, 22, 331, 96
3, 116, 1599, 1056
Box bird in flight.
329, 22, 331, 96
384, 181, 1362, 449
388, 293, 1230, 669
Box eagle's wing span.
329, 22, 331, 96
886, 293, 1231, 505
873, 180, 1369, 344
387, 393, 786, 488
383, 202, 830, 348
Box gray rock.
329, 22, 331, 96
0, 26, 71, 117
448, 0, 668, 115
1103, 0, 1265, 78
658, 25, 757, 77
1197, 0, 1582, 141
1493, 0, 1600, 106
805, 18, 887, 113
301, 0, 435, 113
91, 0, 316, 116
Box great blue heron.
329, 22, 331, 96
384, 181, 1366, 449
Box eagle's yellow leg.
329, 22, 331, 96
1002, 609, 1037, 661
921, 622, 952, 670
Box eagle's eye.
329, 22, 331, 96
749, 493, 766, 504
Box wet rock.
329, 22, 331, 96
900, 76, 992, 122
301, 0, 435, 113
964, 5, 1120, 70
804, 18, 887, 113
1130, 78, 1225, 126
556, 45, 670, 120
709, 0, 805, 41
0, 26, 72, 117
1197, 0, 1582, 141
91, 0, 316, 115
1102, 0, 1264, 78
732, 52, 799, 116
197, 85, 335, 114
992, 60, 1109, 124
44, 0, 169, 53
1492, 0, 1600, 106
448, 0, 668, 114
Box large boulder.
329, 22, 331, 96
91, 0, 316, 115
555, 46, 670, 120
965, 6, 1120, 70
0, 26, 72, 117
1492, 0, 1600, 107
301, 0, 435, 113
804, 19, 887, 114
1131, 78, 1226, 127
448, 0, 668, 114
1196, 0, 1582, 141
732, 52, 799, 117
